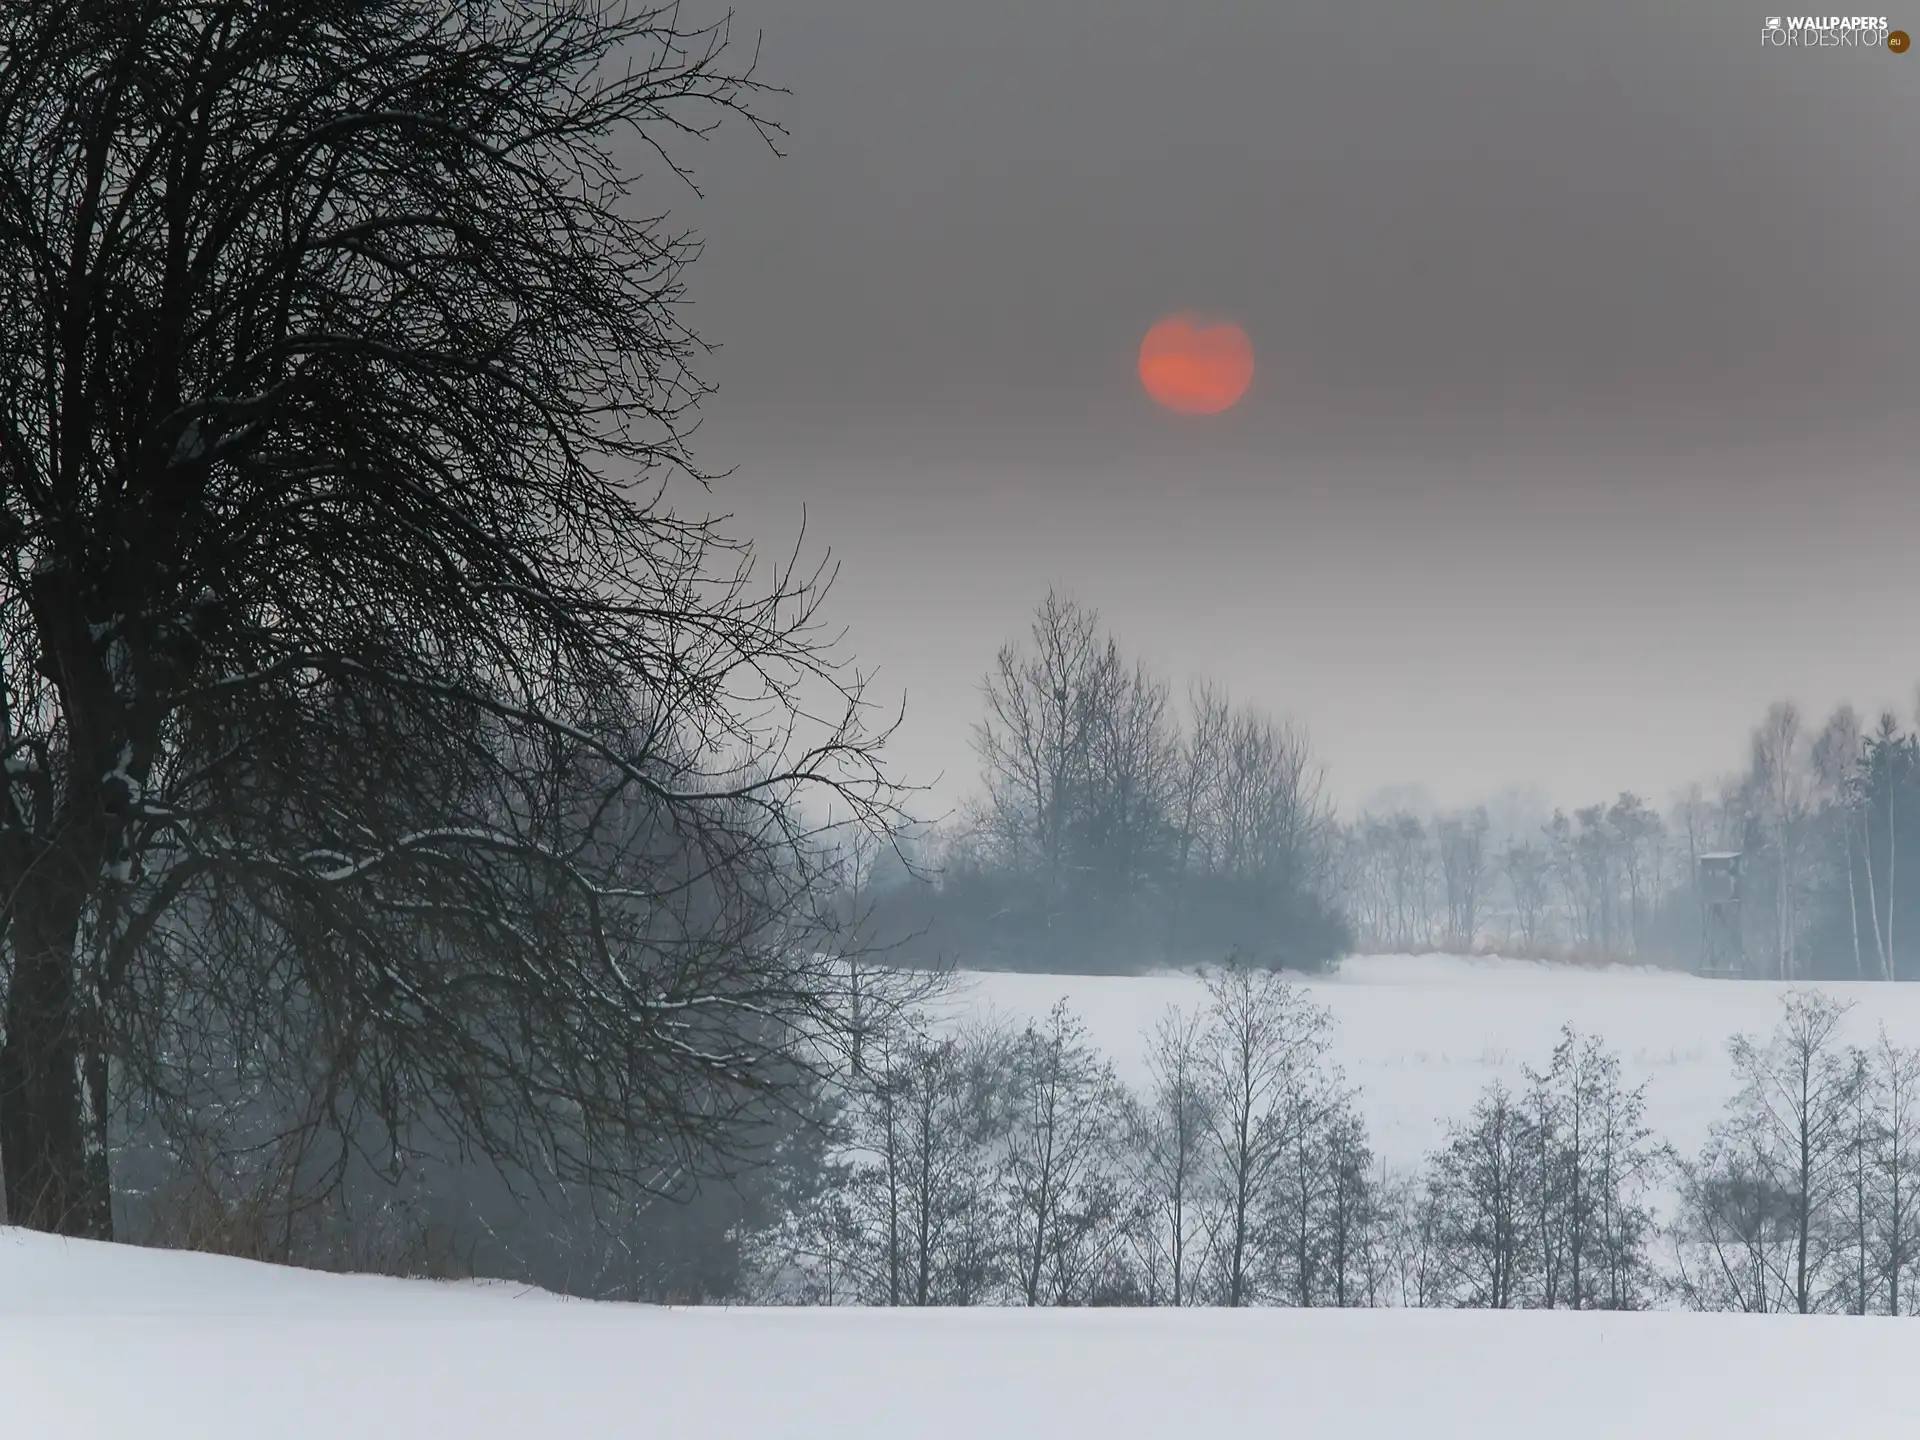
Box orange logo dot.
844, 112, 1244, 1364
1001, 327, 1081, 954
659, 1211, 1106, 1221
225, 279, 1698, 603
1890, 28, 1911, 51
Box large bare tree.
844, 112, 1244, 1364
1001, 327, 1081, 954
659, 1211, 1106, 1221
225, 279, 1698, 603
0, 0, 905, 1236
972, 591, 1108, 942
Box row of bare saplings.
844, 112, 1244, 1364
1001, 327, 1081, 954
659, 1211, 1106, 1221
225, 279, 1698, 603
750, 971, 1920, 1314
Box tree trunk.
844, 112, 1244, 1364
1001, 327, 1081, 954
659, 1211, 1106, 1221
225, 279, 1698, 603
1795, 1065, 1812, 1314
0, 890, 112, 1239
1888, 784, 1898, 981
1170, 1174, 1185, 1306
1777, 833, 1792, 981
1864, 809, 1890, 981
1845, 833, 1864, 980
882, 1075, 901, 1307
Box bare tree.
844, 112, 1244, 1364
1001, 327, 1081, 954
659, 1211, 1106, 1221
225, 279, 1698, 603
1605, 794, 1662, 958
1867, 1031, 1920, 1314
1437, 809, 1490, 952
0, 0, 913, 1237
852, 1023, 1017, 1307
1178, 703, 1338, 965
972, 593, 1108, 945
1075, 653, 1178, 912
1812, 707, 1867, 979
1672, 992, 1858, 1313
1373, 1166, 1446, 1307
1500, 840, 1552, 954
1197, 959, 1331, 1304
1426, 1082, 1537, 1308
1523, 1026, 1659, 1309
1002, 1000, 1131, 1305
1836, 1044, 1879, 1314
1544, 812, 1587, 952
1566, 805, 1618, 955
1316, 1106, 1384, 1307
1166, 683, 1230, 959
1820, 1028, 1920, 1315
1262, 1066, 1375, 1306
1855, 714, 1914, 983
1212, 709, 1330, 890
1374, 812, 1436, 951
833, 821, 894, 1082
1126, 1005, 1213, 1305
1750, 703, 1810, 979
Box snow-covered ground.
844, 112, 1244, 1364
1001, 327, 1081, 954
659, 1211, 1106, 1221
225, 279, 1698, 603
950, 953, 1920, 1169
3, 1224, 1918, 1438
11, 956, 1920, 1437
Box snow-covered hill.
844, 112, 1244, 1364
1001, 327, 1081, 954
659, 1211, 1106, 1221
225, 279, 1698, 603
2, 1225, 1915, 1439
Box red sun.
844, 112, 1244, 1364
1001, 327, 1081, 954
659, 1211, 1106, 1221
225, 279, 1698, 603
1128, 320, 1251, 416
1137, 315, 1254, 415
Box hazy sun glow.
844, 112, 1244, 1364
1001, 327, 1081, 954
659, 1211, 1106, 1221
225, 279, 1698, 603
1137, 315, 1254, 415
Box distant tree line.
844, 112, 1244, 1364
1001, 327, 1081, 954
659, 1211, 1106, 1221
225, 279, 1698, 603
745, 968, 1920, 1315
861, 593, 1350, 975
852, 596, 1920, 982
1335, 701, 1920, 979
1337, 795, 1679, 962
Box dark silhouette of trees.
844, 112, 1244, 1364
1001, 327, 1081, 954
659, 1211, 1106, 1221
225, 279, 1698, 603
0, 0, 906, 1236
950, 593, 1344, 974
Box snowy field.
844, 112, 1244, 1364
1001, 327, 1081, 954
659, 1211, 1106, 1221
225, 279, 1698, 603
4, 1225, 1919, 1438
949, 953, 1920, 1170
11, 957, 1920, 1438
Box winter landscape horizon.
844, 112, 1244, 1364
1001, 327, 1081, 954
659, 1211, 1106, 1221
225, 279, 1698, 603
4, 1, 1918, 1434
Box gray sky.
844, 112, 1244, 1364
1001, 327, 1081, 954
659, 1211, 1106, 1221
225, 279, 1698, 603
660, 1, 1920, 819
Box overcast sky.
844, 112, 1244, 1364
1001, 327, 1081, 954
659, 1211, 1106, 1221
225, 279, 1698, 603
654, 0, 1920, 820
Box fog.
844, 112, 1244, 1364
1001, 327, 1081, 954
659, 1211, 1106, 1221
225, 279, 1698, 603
14, 0, 1920, 1354
669, 0, 1920, 817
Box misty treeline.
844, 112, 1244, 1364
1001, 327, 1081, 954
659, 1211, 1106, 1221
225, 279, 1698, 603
1339, 701, 1920, 979
861, 593, 1350, 975
858, 593, 1920, 981
743, 971, 1920, 1315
